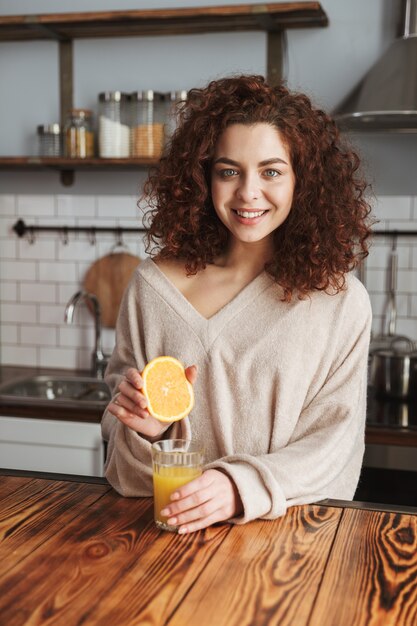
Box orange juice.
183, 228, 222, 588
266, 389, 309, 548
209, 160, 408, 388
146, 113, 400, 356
151, 439, 204, 531
153, 464, 202, 528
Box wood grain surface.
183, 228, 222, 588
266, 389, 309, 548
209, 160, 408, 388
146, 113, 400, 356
0, 474, 416, 626
0, 488, 151, 625
309, 508, 417, 626
83, 252, 141, 328
168, 505, 342, 626
0, 3, 328, 41
0, 474, 31, 501
84, 525, 231, 626
0, 478, 111, 576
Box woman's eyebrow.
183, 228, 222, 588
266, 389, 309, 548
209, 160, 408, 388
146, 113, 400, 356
260, 157, 288, 166
213, 157, 288, 166
213, 157, 240, 166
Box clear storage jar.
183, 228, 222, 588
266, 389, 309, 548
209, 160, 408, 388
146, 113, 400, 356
64, 109, 94, 158
98, 91, 130, 158
130, 90, 166, 158
165, 90, 187, 140
37, 123, 62, 157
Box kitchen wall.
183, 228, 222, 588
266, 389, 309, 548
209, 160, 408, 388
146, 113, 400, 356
1, 192, 417, 369
0, 192, 148, 369
2, 0, 417, 368
366, 196, 417, 341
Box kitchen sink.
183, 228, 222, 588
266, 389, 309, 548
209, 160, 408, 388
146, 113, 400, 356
0, 375, 111, 409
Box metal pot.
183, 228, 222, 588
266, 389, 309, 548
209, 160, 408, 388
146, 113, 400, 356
370, 336, 417, 400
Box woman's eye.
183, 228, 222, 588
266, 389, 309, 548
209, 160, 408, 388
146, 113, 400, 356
264, 169, 280, 178
219, 168, 237, 178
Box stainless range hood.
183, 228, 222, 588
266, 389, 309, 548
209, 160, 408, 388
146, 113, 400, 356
334, 0, 417, 132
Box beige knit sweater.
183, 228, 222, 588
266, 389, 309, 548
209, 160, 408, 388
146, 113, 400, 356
102, 258, 372, 524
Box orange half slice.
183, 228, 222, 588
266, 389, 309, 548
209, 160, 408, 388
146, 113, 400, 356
141, 356, 194, 423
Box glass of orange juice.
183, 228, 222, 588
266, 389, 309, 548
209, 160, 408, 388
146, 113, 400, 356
151, 439, 204, 532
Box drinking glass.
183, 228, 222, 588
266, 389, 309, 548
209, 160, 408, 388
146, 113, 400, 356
151, 439, 204, 532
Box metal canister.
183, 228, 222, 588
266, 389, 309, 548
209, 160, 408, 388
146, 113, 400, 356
37, 124, 62, 157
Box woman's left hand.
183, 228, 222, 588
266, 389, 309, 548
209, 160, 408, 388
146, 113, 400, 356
160, 469, 243, 533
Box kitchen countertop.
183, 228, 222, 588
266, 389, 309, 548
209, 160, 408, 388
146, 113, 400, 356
0, 469, 416, 626
0, 365, 104, 423
366, 389, 417, 446
1, 365, 417, 445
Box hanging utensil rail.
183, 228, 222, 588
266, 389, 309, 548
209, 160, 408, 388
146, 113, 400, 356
12, 221, 417, 240
13, 219, 146, 239
372, 230, 417, 237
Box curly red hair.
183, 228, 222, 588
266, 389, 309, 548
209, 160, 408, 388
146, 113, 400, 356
143, 75, 373, 301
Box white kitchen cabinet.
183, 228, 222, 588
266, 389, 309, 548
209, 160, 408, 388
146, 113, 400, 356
0, 415, 104, 476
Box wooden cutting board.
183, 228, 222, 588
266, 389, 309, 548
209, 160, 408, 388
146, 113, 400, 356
83, 252, 141, 328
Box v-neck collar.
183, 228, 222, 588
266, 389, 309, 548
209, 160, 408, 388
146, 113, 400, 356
138, 258, 275, 350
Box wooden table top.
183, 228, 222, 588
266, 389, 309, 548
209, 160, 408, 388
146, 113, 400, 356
0, 472, 416, 626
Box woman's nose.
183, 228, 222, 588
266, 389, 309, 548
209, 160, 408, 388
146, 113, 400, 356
236, 175, 260, 202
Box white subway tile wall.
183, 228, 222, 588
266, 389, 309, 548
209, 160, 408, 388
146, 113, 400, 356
368, 195, 417, 339
0, 194, 147, 369
1, 193, 417, 369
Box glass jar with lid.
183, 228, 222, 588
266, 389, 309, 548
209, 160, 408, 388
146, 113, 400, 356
64, 109, 94, 158
37, 123, 62, 157
165, 90, 188, 140
98, 91, 130, 158
130, 90, 167, 158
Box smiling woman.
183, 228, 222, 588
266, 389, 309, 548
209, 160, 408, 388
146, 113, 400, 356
102, 75, 374, 535
144, 74, 372, 301
210, 123, 295, 248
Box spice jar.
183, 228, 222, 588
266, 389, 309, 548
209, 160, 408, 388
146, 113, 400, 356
130, 90, 166, 158
37, 123, 62, 157
165, 90, 187, 140
64, 109, 94, 158
98, 91, 130, 158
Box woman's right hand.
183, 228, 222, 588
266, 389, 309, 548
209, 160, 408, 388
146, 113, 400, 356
107, 365, 197, 439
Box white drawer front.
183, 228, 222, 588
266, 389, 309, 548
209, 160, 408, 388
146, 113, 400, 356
0, 416, 104, 476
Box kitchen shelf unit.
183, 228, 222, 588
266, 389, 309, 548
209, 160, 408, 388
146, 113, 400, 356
0, 2, 328, 185
0, 157, 159, 186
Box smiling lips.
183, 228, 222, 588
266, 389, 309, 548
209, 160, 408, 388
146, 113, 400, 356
232, 209, 269, 223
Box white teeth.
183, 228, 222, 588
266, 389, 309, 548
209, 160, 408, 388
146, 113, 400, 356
235, 210, 266, 218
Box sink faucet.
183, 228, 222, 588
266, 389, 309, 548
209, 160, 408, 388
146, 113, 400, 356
64, 291, 109, 378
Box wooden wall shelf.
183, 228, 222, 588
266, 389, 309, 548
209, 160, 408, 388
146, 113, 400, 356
0, 156, 157, 169
0, 157, 158, 185
0, 4, 328, 41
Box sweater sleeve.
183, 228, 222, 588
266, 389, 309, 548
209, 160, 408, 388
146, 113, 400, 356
205, 294, 372, 524
101, 274, 152, 496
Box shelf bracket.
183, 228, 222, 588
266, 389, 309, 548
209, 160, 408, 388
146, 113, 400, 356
266, 30, 284, 86
59, 39, 73, 137
60, 170, 75, 186
59, 39, 74, 185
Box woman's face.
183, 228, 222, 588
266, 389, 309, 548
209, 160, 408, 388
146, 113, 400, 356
211, 123, 295, 248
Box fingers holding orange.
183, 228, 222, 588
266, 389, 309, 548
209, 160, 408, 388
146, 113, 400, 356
125, 367, 144, 389
118, 379, 148, 409
109, 397, 168, 438
109, 399, 141, 423
114, 392, 147, 417
110, 357, 195, 429
185, 364, 198, 385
